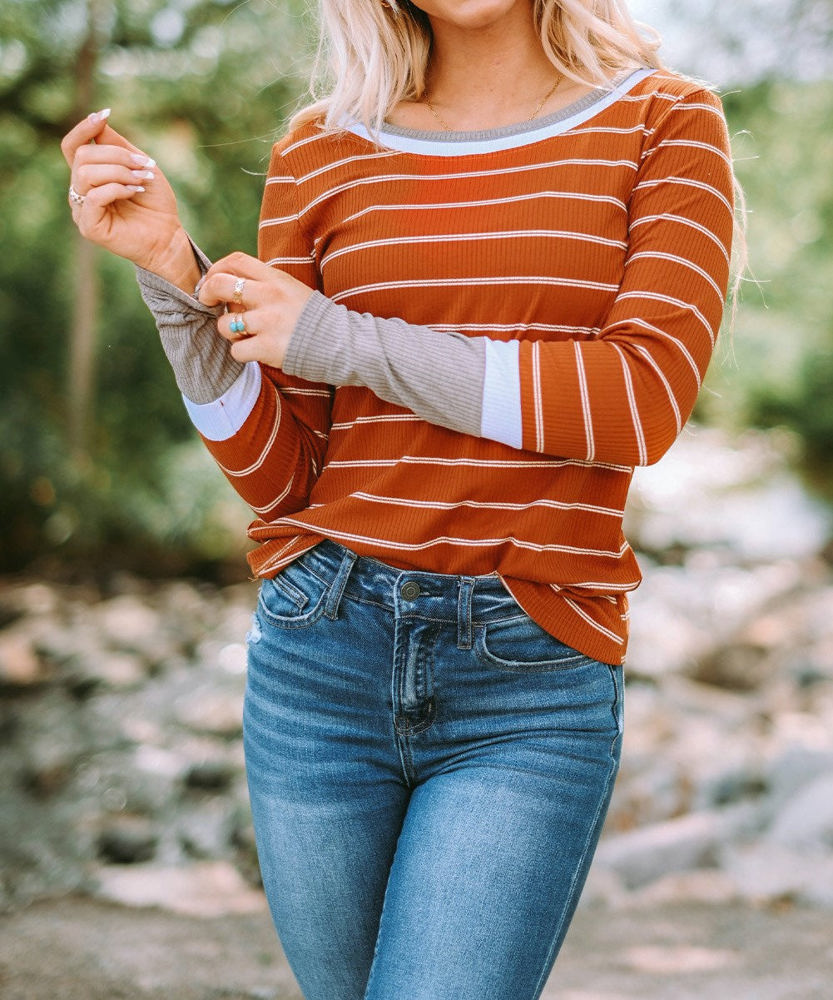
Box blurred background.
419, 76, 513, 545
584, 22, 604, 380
1, 1, 833, 995
0, 0, 831, 577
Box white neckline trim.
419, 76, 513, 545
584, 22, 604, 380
344, 69, 655, 157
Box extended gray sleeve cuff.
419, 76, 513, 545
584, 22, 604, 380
283, 291, 485, 438
134, 242, 244, 404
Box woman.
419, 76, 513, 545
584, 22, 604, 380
61, 1, 737, 997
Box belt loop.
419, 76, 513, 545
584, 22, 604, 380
457, 577, 474, 650
324, 546, 358, 620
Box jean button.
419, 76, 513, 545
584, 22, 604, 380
400, 581, 421, 601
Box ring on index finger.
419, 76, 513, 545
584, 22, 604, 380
232, 277, 246, 306
68, 185, 86, 208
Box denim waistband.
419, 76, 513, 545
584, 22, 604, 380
293, 539, 521, 628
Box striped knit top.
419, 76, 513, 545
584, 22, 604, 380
186, 69, 735, 665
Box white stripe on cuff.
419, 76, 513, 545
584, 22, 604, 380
183, 362, 262, 441
481, 339, 523, 449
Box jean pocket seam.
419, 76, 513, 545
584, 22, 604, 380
257, 581, 327, 630
474, 625, 590, 673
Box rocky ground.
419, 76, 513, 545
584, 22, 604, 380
2, 426, 833, 998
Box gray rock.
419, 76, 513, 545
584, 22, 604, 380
595, 803, 762, 889
722, 842, 833, 908
97, 818, 159, 864
93, 861, 266, 917
767, 771, 833, 849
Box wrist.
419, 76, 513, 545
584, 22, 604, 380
143, 228, 202, 294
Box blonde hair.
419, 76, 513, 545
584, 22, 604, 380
291, 0, 664, 133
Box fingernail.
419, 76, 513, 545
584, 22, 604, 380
131, 170, 155, 181
89, 107, 111, 123
129, 154, 156, 168
126, 185, 146, 193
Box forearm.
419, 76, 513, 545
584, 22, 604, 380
283, 291, 489, 439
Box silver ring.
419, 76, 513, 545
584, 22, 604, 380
232, 277, 246, 306
68, 184, 86, 208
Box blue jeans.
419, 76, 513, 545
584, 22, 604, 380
244, 540, 623, 1000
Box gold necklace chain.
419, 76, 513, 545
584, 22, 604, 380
423, 76, 562, 132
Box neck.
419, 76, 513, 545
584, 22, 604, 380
425, 7, 559, 128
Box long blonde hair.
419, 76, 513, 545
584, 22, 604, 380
291, 0, 664, 133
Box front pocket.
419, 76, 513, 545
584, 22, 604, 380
475, 615, 592, 673
256, 567, 328, 630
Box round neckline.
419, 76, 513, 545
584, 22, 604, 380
341, 68, 656, 157
381, 83, 610, 143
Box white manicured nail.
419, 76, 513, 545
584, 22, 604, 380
89, 108, 111, 123
131, 170, 155, 181
129, 154, 156, 168
126, 185, 146, 193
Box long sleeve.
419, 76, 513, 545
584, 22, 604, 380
190, 144, 333, 520
135, 241, 246, 403
280, 88, 734, 466
515, 88, 734, 464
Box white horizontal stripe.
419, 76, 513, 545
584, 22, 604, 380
265, 256, 315, 267
319, 228, 627, 271
296, 149, 400, 184
629, 213, 730, 262
212, 384, 284, 479
627, 250, 725, 301
264, 175, 295, 185
563, 596, 626, 645
280, 132, 328, 157
351, 491, 624, 517
675, 100, 725, 118
615, 290, 715, 344
301, 158, 636, 217
183, 362, 261, 442
634, 175, 733, 215
341, 190, 627, 230
618, 80, 701, 104
276, 519, 631, 558
652, 138, 733, 167
254, 538, 312, 576
259, 214, 298, 230
250, 475, 295, 517
324, 455, 632, 473
331, 414, 423, 431
430, 322, 600, 337
280, 387, 332, 397
332, 274, 618, 305
553, 580, 637, 592
564, 123, 648, 138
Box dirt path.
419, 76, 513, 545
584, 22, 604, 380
2, 896, 831, 999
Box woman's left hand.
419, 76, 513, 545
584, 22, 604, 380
198, 252, 314, 368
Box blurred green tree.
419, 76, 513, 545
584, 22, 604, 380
0, 0, 311, 574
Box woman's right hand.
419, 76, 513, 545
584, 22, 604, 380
61, 109, 199, 292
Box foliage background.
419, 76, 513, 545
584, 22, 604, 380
0, 0, 831, 579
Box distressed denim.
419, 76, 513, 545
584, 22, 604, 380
244, 540, 623, 1000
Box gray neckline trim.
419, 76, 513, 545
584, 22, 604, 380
342, 68, 656, 156
381, 81, 614, 143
